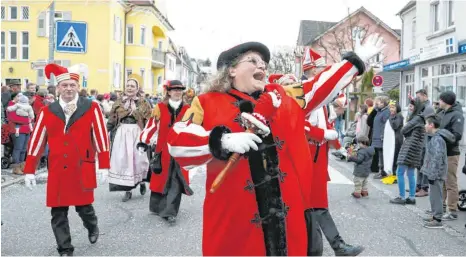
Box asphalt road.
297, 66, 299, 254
1, 160, 466, 256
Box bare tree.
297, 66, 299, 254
314, 14, 394, 67
267, 46, 295, 74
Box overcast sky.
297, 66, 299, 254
165, 0, 410, 65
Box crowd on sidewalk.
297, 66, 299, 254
335, 89, 465, 229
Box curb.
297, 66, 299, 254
1, 169, 48, 189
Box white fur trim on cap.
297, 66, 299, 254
241, 112, 271, 136
267, 92, 282, 108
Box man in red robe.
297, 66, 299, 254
23, 63, 110, 256
302, 48, 364, 256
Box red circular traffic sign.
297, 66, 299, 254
372, 75, 384, 87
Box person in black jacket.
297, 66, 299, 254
390, 99, 426, 205
367, 100, 379, 174
436, 91, 465, 221
348, 136, 375, 198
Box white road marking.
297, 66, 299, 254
328, 165, 354, 185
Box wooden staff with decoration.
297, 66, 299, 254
210, 89, 282, 193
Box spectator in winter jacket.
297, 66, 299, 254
387, 101, 403, 177
355, 104, 369, 138
7, 94, 34, 135
390, 99, 426, 205
348, 135, 375, 198
436, 91, 465, 221
6, 95, 33, 175
421, 115, 455, 228
371, 95, 390, 179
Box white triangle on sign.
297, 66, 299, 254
59, 26, 83, 48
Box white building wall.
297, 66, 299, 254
400, 0, 466, 148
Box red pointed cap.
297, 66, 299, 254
268, 74, 284, 84
302, 47, 326, 71
44, 63, 88, 84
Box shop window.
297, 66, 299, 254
432, 76, 454, 102
421, 67, 429, 78
456, 60, 466, 73
457, 75, 466, 107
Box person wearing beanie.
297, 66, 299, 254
437, 91, 464, 221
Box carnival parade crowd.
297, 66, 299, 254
1, 33, 465, 257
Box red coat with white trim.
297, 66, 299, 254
165, 58, 359, 256
24, 97, 110, 207
304, 106, 341, 209
139, 102, 191, 194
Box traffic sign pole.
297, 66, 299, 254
48, 0, 55, 86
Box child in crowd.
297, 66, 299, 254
421, 116, 455, 229
347, 135, 375, 198
7, 94, 34, 136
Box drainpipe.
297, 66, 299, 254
399, 14, 404, 105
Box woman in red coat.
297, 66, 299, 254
165, 41, 376, 256
137, 80, 191, 225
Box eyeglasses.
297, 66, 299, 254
235, 57, 267, 69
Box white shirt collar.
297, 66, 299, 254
59, 94, 79, 110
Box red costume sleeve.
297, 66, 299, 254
304, 120, 325, 142
24, 111, 47, 174
139, 104, 161, 145
167, 97, 213, 170
90, 103, 110, 169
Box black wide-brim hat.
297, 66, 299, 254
165, 80, 186, 90
216, 42, 271, 70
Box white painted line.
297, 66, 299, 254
328, 165, 354, 185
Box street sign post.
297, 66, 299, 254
372, 75, 384, 87
55, 21, 88, 53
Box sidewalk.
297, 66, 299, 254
329, 154, 466, 236
1, 168, 48, 188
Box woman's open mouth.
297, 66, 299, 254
253, 72, 265, 81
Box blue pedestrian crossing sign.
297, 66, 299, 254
55, 21, 87, 53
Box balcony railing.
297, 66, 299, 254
152, 48, 165, 67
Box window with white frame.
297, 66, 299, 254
445, 38, 454, 54
114, 16, 122, 43
447, 0, 454, 27
411, 17, 416, 49
126, 25, 133, 44
113, 63, 121, 88
419, 60, 466, 107
45, 11, 64, 37
21, 6, 29, 20
9, 6, 17, 20
125, 68, 132, 82
1, 32, 5, 60
431, 1, 439, 32
9, 31, 17, 60
140, 68, 145, 87
404, 73, 414, 107
158, 40, 162, 50
157, 76, 162, 87
140, 26, 146, 45
1, 6, 5, 20
21, 31, 28, 60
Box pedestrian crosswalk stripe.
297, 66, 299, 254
328, 165, 354, 185
58, 26, 83, 48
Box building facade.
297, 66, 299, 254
384, 0, 465, 145
1, 0, 173, 95
295, 7, 401, 93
